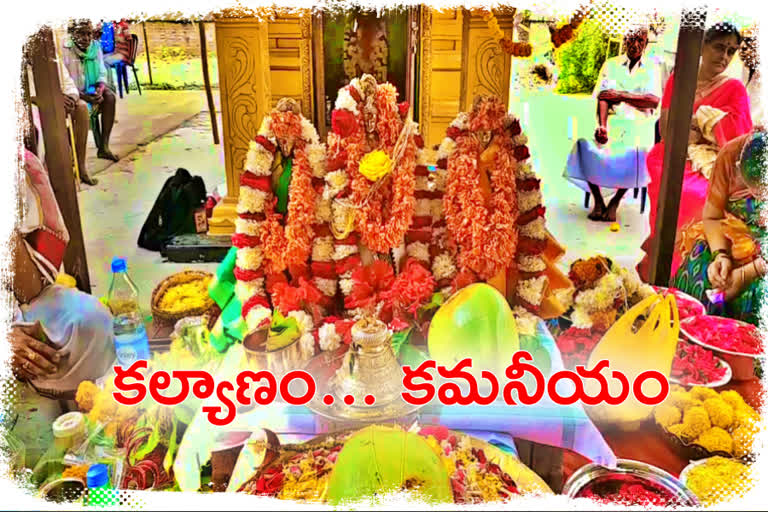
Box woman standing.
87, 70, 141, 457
638, 23, 752, 280
673, 130, 766, 325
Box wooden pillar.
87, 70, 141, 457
207, 17, 271, 236
198, 21, 220, 145
418, 8, 515, 147
311, 11, 327, 139
142, 22, 153, 85
28, 27, 91, 293
649, 10, 706, 285
460, 8, 516, 112
418, 8, 464, 147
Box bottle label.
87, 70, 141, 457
116, 346, 138, 367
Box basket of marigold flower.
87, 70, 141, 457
151, 270, 215, 324
654, 386, 759, 462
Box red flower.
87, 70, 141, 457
240, 172, 272, 192
234, 266, 265, 282
517, 205, 546, 224
516, 178, 540, 191
254, 135, 275, 154
266, 272, 288, 295
508, 118, 522, 137
513, 145, 530, 161
331, 109, 358, 138
389, 317, 410, 332
334, 319, 355, 344
382, 258, 436, 318
414, 134, 425, 149
398, 101, 410, 118
271, 277, 323, 315
335, 255, 362, 277
231, 233, 261, 249
344, 260, 395, 312
325, 147, 347, 172
452, 269, 478, 292
242, 295, 270, 318
311, 261, 336, 279
437, 158, 448, 169
446, 126, 462, 140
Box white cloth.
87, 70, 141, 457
593, 54, 663, 150
564, 55, 662, 191
15, 285, 116, 396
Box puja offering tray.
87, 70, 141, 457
305, 318, 425, 424
563, 459, 699, 506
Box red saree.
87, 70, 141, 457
638, 73, 752, 281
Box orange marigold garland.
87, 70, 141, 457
442, 97, 519, 281
235, 98, 327, 333
438, 95, 556, 315
480, 9, 532, 57
551, 6, 589, 48
345, 78, 417, 254
260, 146, 316, 274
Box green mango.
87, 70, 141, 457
428, 283, 519, 376
326, 425, 452, 505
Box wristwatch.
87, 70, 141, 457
712, 249, 731, 261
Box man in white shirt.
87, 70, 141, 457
564, 28, 662, 222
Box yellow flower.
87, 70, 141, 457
719, 389, 746, 410
682, 406, 711, 439
691, 386, 719, 402
75, 380, 99, 413
695, 427, 733, 454
359, 150, 392, 182
702, 398, 734, 429
654, 403, 682, 428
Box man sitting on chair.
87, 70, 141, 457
563, 27, 662, 222
61, 19, 119, 168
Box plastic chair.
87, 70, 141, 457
115, 34, 142, 97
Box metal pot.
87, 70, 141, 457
563, 459, 699, 506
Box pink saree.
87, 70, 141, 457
639, 73, 752, 281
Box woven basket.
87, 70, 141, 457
151, 270, 215, 325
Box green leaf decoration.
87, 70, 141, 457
132, 423, 160, 465
163, 418, 179, 473
390, 328, 413, 357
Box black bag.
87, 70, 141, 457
137, 168, 207, 252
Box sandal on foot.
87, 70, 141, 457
97, 149, 119, 162
81, 174, 99, 186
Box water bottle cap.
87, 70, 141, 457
111, 257, 127, 273
86, 464, 110, 488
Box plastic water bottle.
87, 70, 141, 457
107, 257, 150, 367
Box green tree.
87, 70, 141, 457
555, 19, 609, 94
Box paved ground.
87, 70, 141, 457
78, 89, 650, 306
78, 91, 223, 302
83, 89, 220, 178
